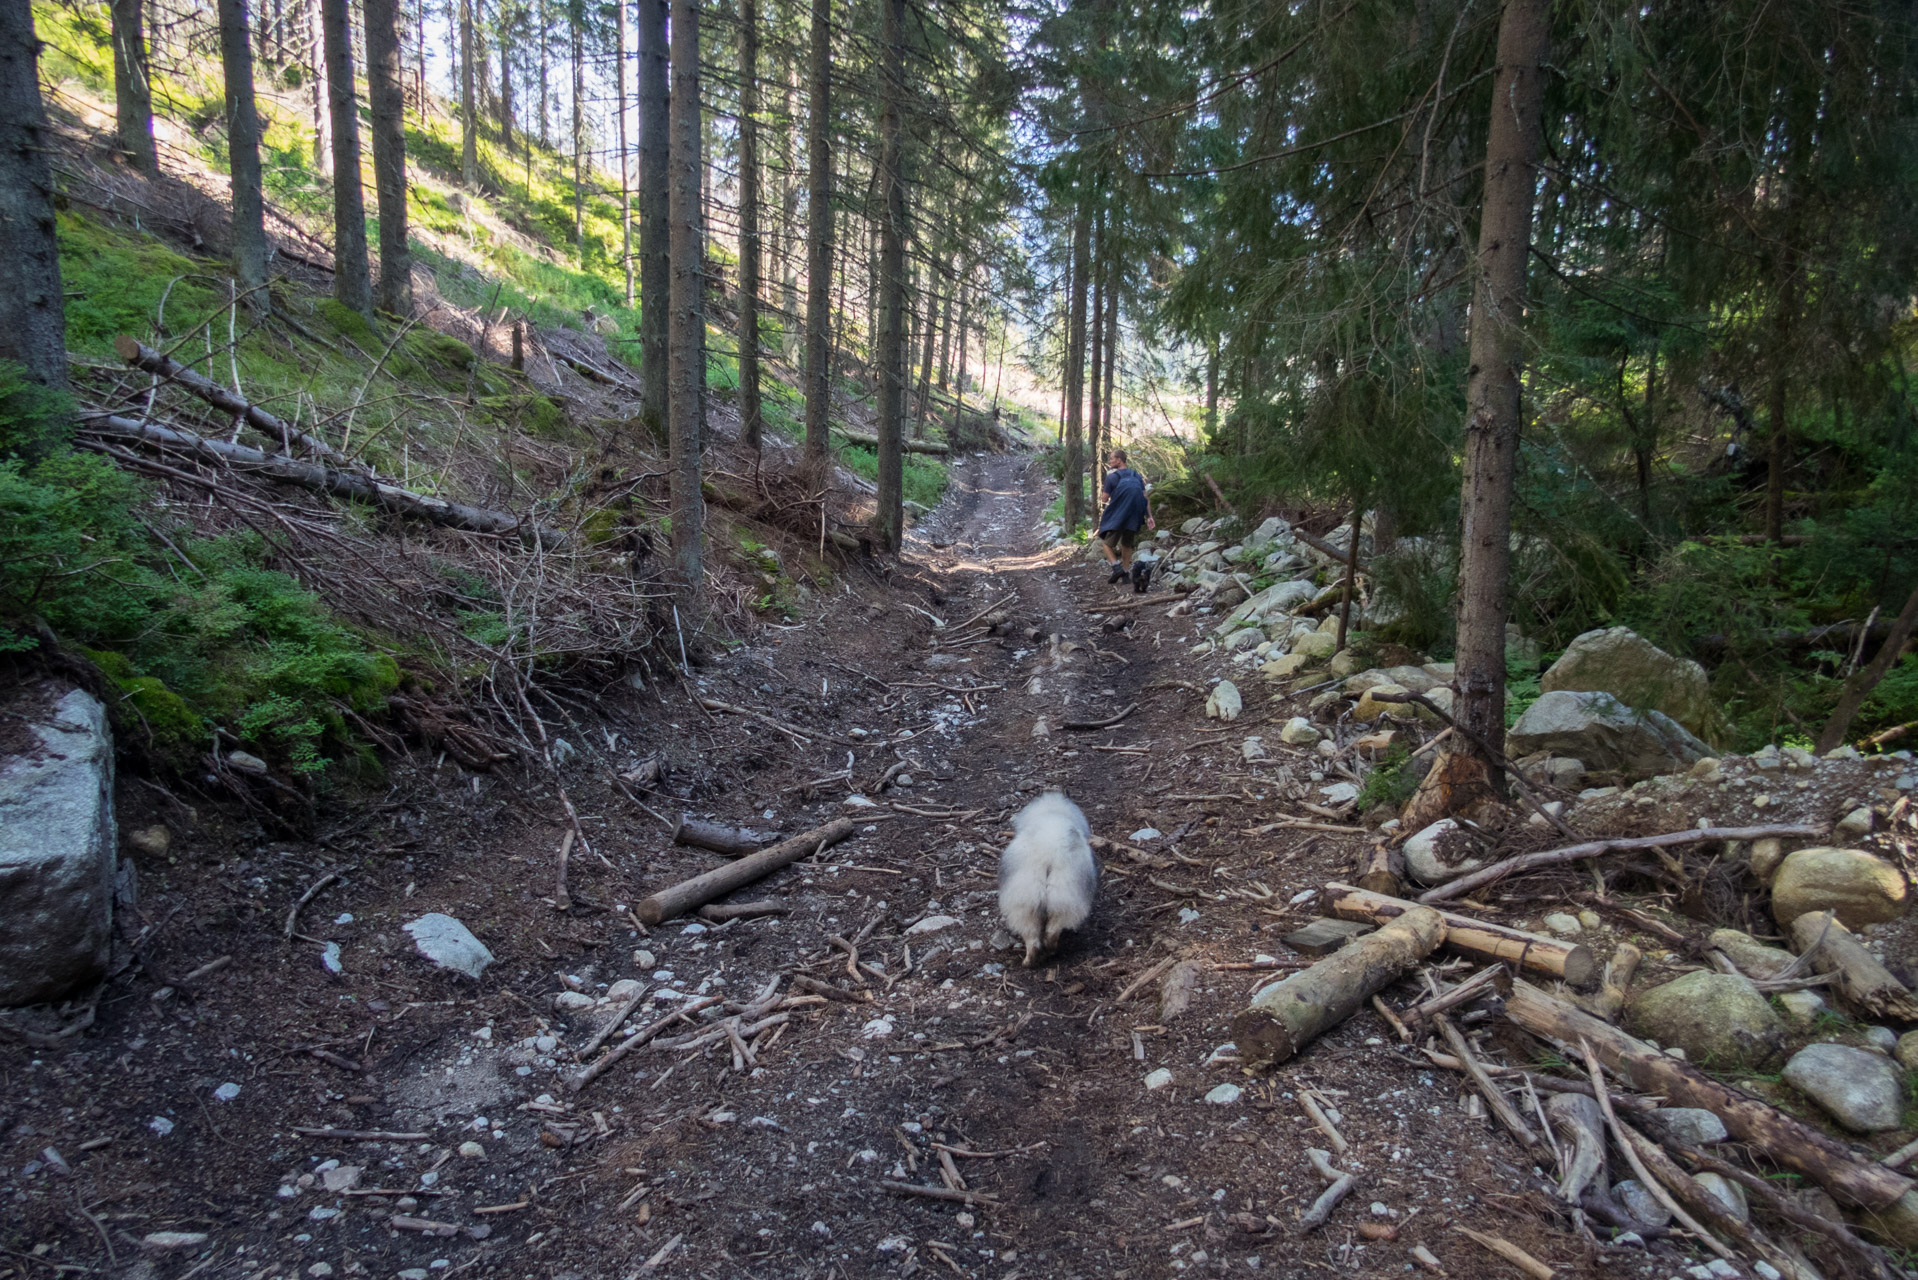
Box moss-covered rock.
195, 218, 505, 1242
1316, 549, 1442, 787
1626, 971, 1784, 1068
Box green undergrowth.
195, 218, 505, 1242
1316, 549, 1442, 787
833, 433, 950, 510
1, 389, 397, 775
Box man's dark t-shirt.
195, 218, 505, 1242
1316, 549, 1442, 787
1099, 468, 1149, 533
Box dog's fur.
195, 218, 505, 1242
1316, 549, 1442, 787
998, 791, 1098, 966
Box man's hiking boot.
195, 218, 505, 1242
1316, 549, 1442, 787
1107, 564, 1128, 585
1132, 561, 1152, 594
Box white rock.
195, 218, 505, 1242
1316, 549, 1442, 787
402, 913, 495, 979
141, 1232, 210, 1253
212, 1082, 241, 1102
1783, 1043, 1905, 1131
1834, 806, 1874, 841
1205, 681, 1243, 721
458, 1141, 486, 1160
1131, 828, 1162, 841
1402, 818, 1486, 885
1542, 913, 1582, 937
553, 991, 596, 1010
861, 1017, 895, 1039
905, 914, 961, 936
1143, 1068, 1173, 1091
149, 1115, 174, 1136
1242, 737, 1269, 762
1204, 1084, 1242, 1106
1318, 782, 1359, 806
1277, 716, 1321, 747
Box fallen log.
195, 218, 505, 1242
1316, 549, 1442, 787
80, 413, 569, 547
1355, 840, 1403, 897
838, 431, 950, 455
1570, 942, 1640, 1021
1323, 882, 1599, 988
672, 816, 771, 857
1399, 963, 1507, 1037
1790, 910, 1918, 1022
637, 818, 857, 925
1417, 823, 1827, 905
114, 334, 352, 467
697, 900, 787, 922
1546, 1092, 1608, 1204
1506, 980, 1913, 1212
1233, 905, 1444, 1068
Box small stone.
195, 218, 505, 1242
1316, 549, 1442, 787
1143, 1068, 1173, 1091
319, 1165, 362, 1192
1205, 681, 1244, 721
212, 1082, 241, 1102
1577, 909, 1601, 931
1402, 818, 1485, 886
1260, 653, 1312, 680
1626, 971, 1783, 1067
457, 1141, 485, 1160
1178, 907, 1201, 925
226, 750, 268, 774
553, 991, 596, 1010
633, 950, 656, 968
1131, 828, 1162, 841
308, 1264, 335, 1278
1641, 1108, 1728, 1147
1897, 1030, 1918, 1071
1782, 1042, 1905, 1132
1613, 1179, 1670, 1229
1204, 1084, 1242, 1106
1865, 1026, 1898, 1053
905, 915, 960, 936
1277, 716, 1321, 747
1542, 913, 1582, 937
141, 1232, 210, 1253
1318, 782, 1359, 806
148, 1115, 175, 1136
1834, 806, 1874, 841
1770, 847, 1907, 928
1692, 1172, 1748, 1222
1775, 989, 1826, 1029
127, 824, 170, 856
402, 913, 495, 979
1241, 737, 1268, 762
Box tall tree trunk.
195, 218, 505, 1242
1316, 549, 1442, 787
637, 0, 669, 432
667, 0, 706, 609
872, 0, 906, 549
1765, 258, 1796, 543
798, 0, 833, 473
912, 251, 939, 437
218, 0, 270, 315
948, 270, 969, 436
538, 0, 550, 147
1633, 347, 1657, 522
321, 0, 375, 321
459, 0, 478, 185
615, 0, 632, 306
737, 0, 762, 453
109, 0, 157, 171
498, 8, 514, 150
0, 0, 67, 393
365, 0, 411, 315
1101, 258, 1119, 457
571, 0, 584, 249
1816, 583, 1918, 753
1062, 210, 1090, 534
415, 0, 426, 119
310, 0, 333, 177
1447, 0, 1549, 777
1204, 333, 1219, 437
1087, 211, 1104, 469
779, 5, 800, 347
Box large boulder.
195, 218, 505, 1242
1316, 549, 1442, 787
1781, 1043, 1904, 1133
1292, 631, 1339, 661
1626, 971, 1784, 1068
1, 683, 117, 1006
1541, 626, 1713, 737
1215, 579, 1317, 634
1506, 690, 1710, 782
1402, 818, 1487, 886
1707, 928, 1795, 980
1769, 847, 1907, 929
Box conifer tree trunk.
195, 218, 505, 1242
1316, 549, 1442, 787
1449, 0, 1550, 774
321, 0, 375, 321
737, 0, 762, 452
415, 1, 427, 118
217, 0, 270, 315
365, 0, 411, 314
798, 0, 833, 473
1203, 334, 1218, 437
873, 0, 906, 549
778, 7, 800, 345
1062, 210, 1089, 533
912, 252, 938, 436
571, 0, 584, 249
948, 270, 969, 435
498, 7, 514, 151
310, 0, 333, 176
538, 0, 550, 147
935, 261, 953, 389
1088, 213, 1104, 466
1101, 258, 1119, 457
459, 0, 478, 184
0, 0, 67, 392
637, 0, 669, 430
615, 0, 632, 306
109, 0, 157, 171
668, 0, 706, 607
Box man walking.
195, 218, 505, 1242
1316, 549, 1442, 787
1096, 449, 1155, 592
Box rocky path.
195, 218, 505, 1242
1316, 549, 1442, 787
3, 450, 1659, 1280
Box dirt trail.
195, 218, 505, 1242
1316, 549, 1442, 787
1, 450, 1595, 1280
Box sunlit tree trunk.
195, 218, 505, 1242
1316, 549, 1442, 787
872, 0, 907, 547
1062, 210, 1089, 533
616, 0, 632, 306
637, 0, 669, 431
668, 0, 707, 608
321, 0, 375, 321
0, 0, 67, 392
459, 0, 477, 185
799, 0, 833, 474
737, 0, 762, 452
310, 0, 333, 176
366, 0, 412, 314
109, 0, 157, 171
218, 0, 269, 315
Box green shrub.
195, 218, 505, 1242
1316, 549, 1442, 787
0, 362, 74, 463
1357, 742, 1418, 813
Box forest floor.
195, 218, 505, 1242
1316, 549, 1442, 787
7, 450, 1885, 1280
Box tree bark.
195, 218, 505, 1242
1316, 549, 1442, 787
1203, 333, 1219, 437
1504, 980, 1913, 1212
218, 0, 270, 314
736, 0, 762, 453
109, 0, 157, 171
1088, 212, 1104, 468
459, 0, 478, 185
667, 0, 706, 609
1233, 906, 1444, 1068
910, 253, 937, 436
320, 0, 375, 322
637, 0, 669, 434
496, 4, 514, 151
637, 818, 856, 924
1789, 910, 1918, 1022
114, 334, 350, 464
1448, 0, 1549, 781
1061, 210, 1090, 533
947, 269, 970, 439
798, 0, 833, 474
615, 0, 632, 306
309, 0, 332, 177
570, 0, 584, 249
364, 0, 411, 315
1322, 883, 1599, 987
1816, 582, 1918, 752
872, 0, 907, 549
1101, 256, 1119, 457
0, 0, 67, 392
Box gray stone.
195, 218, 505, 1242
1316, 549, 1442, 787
1291, 631, 1338, 661
1774, 990, 1826, 1029
1507, 690, 1711, 781
1277, 716, 1321, 747
1708, 929, 1795, 980
1866, 1026, 1898, 1052
1770, 847, 1907, 929
1542, 912, 1583, 937
402, 913, 496, 979
1899, 1031, 1918, 1071
1541, 626, 1714, 736
1613, 1178, 1671, 1229
1261, 653, 1312, 680
1223, 628, 1264, 653
1692, 1172, 1748, 1222
1402, 818, 1487, 886
1641, 1107, 1729, 1148
1205, 681, 1243, 722
0, 684, 116, 1006
1834, 807, 1874, 841
1782, 1043, 1904, 1132
1626, 971, 1784, 1068
1748, 837, 1791, 886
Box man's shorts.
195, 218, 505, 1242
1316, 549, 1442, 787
1100, 526, 1138, 550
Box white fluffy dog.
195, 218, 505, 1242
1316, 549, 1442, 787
998, 791, 1099, 966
